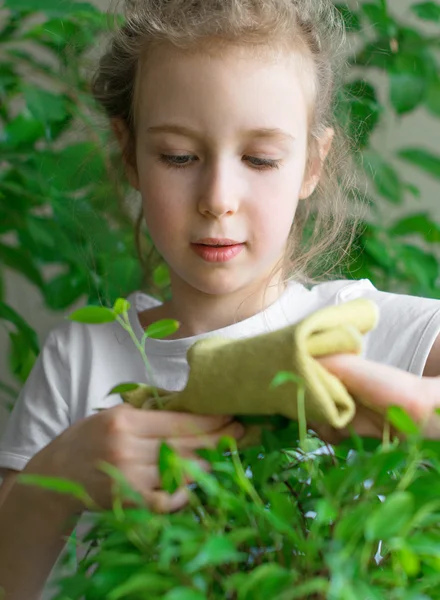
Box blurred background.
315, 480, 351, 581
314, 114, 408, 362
1, 0, 440, 438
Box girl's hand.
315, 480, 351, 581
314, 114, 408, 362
28, 405, 245, 515
315, 354, 440, 442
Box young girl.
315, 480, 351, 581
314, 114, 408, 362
1, 0, 440, 597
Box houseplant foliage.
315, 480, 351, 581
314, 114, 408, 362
1, 1, 440, 598
15, 301, 440, 599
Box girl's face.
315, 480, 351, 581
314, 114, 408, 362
120, 44, 331, 298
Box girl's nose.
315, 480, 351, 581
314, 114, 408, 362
197, 161, 241, 218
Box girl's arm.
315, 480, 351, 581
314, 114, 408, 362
423, 333, 440, 377
0, 457, 80, 600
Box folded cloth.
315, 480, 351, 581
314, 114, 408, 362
122, 298, 379, 448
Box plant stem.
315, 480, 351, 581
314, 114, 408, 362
116, 312, 162, 405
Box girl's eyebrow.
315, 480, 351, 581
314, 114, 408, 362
146, 124, 296, 143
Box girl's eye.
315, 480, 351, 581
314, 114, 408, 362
159, 154, 197, 169
244, 156, 282, 170
158, 154, 282, 170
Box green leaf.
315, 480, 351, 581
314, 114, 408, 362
68, 306, 117, 324
18, 216, 79, 264
411, 2, 440, 22
390, 55, 427, 115
387, 406, 420, 435
397, 244, 439, 294
8, 330, 37, 384
361, 3, 398, 37
146, 319, 180, 339
271, 371, 305, 388
426, 76, 440, 117
163, 589, 207, 600
390, 213, 440, 243
22, 85, 68, 126
2, 114, 44, 150
35, 143, 106, 192
230, 563, 295, 598
112, 298, 131, 315
159, 442, 180, 494
44, 270, 89, 310
185, 536, 246, 573
0, 243, 45, 290
153, 263, 171, 288
0, 301, 39, 356
344, 80, 382, 148
4, 0, 98, 17
17, 473, 93, 505
96, 462, 146, 507
363, 151, 403, 204
100, 256, 143, 303
398, 544, 421, 577
108, 574, 172, 599
108, 383, 144, 395
398, 148, 440, 180
365, 491, 414, 541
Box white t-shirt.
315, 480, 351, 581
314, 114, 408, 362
2, 277, 440, 589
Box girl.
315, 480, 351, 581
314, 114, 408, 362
1, 0, 440, 597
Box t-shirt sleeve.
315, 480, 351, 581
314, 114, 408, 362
336, 279, 440, 377
0, 328, 71, 474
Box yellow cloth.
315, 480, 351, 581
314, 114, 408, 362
122, 298, 379, 447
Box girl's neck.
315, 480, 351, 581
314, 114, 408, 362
139, 278, 287, 340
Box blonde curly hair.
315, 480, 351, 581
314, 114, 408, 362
91, 0, 364, 291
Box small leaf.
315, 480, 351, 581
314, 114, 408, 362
112, 298, 131, 315
4, 0, 97, 17
108, 383, 144, 395
365, 491, 414, 541
185, 536, 246, 573
390, 57, 426, 114
146, 319, 180, 339
68, 306, 116, 324
398, 545, 421, 577
398, 148, 440, 181
426, 76, 440, 117
108, 574, 171, 599
271, 371, 305, 388
0, 301, 39, 355
8, 330, 37, 384
390, 213, 440, 243
387, 406, 420, 435
363, 151, 403, 204
159, 442, 180, 494
17, 474, 93, 505
411, 2, 440, 22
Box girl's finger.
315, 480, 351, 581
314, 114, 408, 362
318, 354, 431, 423
143, 487, 190, 514
126, 409, 234, 438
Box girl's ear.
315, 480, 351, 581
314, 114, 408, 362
299, 127, 334, 200
111, 117, 140, 191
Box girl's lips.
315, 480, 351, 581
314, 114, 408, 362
191, 243, 244, 263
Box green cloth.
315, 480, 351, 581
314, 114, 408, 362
122, 298, 379, 447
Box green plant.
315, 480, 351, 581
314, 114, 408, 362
0, 0, 169, 403
338, 0, 440, 296
13, 300, 440, 600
